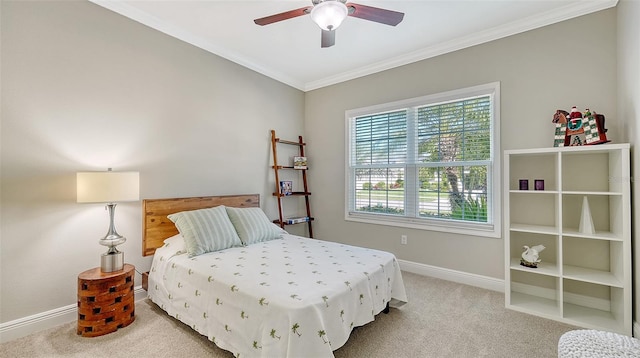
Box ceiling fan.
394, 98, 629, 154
254, 0, 404, 48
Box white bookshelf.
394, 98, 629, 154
504, 144, 631, 335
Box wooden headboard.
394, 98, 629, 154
142, 194, 260, 256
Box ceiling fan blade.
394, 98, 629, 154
254, 6, 313, 26
346, 3, 404, 26
321, 30, 335, 48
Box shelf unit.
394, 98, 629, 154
270, 130, 313, 237
504, 144, 631, 335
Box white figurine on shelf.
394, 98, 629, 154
521, 245, 545, 268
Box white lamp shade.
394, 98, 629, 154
77, 171, 140, 203
311, 1, 348, 31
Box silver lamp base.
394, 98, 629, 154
99, 203, 126, 273
101, 251, 124, 272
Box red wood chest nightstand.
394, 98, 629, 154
77, 264, 135, 337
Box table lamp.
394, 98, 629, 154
77, 169, 139, 272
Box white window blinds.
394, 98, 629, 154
346, 83, 500, 237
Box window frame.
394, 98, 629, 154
344, 82, 501, 238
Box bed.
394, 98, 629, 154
144, 194, 407, 357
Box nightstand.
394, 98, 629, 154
142, 271, 149, 291
77, 264, 135, 337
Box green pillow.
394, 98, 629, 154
225, 207, 282, 246
167, 205, 242, 257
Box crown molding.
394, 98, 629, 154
89, 0, 617, 92
88, 0, 306, 91
303, 0, 619, 91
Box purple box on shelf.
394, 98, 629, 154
519, 179, 529, 190
534, 179, 544, 191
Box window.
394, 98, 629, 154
345, 82, 500, 238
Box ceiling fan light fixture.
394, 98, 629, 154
310, 1, 348, 31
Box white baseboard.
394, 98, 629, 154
0, 286, 147, 344
2, 264, 639, 343
398, 259, 504, 292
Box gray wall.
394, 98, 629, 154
304, 9, 618, 280
1, 1, 304, 322
2, 0, 637, 333
617, 0, 640, 333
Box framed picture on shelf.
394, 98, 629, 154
280, 181, 292, 195
293, 156, 307, 169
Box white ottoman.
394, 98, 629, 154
558, 329, 640, 357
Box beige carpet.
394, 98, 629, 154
1, 272, 576, 357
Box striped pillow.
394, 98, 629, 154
167, 205, 242, 257
225, 207, 282, 245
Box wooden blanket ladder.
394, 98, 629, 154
270, 130, 313, 237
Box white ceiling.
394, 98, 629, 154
91, 0, 617, 91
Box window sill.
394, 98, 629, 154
345, 212, 501, 238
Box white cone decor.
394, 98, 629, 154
579, 196, 596, 234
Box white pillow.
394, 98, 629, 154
225, 207, 282, 246
167, 205, 242, 257
163, 234, 186, 254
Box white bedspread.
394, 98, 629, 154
148, 234, 407, 357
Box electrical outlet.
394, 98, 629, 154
401, 235, 407, 245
